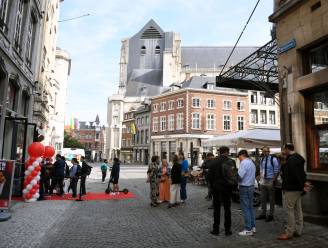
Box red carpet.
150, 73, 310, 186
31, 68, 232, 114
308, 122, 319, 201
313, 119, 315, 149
12, 192, 135, 201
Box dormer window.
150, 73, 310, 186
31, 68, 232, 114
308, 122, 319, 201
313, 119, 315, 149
155, 45, 160, 55
141, 45, 146, 55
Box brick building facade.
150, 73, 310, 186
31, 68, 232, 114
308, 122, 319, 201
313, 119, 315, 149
150, 78, 249, 165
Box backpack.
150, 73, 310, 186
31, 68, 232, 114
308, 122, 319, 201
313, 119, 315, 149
259, 155, 279, 170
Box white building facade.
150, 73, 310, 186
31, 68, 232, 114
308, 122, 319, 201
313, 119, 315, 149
48, 48, 71, 154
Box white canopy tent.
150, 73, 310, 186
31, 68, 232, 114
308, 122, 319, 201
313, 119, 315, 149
203, 128, 281, 149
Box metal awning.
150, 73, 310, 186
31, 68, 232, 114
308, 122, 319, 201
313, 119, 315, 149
216, 39, 278, 97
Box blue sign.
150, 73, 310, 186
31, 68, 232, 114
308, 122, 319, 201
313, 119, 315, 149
278, 39, 296, 54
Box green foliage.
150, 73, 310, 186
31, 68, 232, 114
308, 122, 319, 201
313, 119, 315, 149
64, 131, 84, 149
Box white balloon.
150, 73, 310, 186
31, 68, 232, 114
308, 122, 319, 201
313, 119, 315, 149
26, 184, 32, 190
28, 166, 34, 172
35, 193, 40, 198
36, 176, 40, 181
22, 189, 28, 194
31, 180, 37, 186
24, 171, 30, 176
37, 157, 42, 163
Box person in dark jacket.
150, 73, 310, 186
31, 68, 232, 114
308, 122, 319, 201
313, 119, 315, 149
49, 154, 65, 196
278, 143, 307, 241
69, 158, 81, 198
168, 154, 182, 208
110, 158, 120, 194
80, 156, 92, 195
208, 147, 238, 236
201, 153, 215, 201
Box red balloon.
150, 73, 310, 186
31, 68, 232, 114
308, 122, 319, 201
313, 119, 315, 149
44, 146, 55, 158
34, 184, 40, 190
28, 142, 45, 158
26, 193, 32, 199
26, 175, 33, 184
35, 166, 41, 172
31, 170, 38, 177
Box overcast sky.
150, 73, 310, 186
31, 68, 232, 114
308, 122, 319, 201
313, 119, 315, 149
57, 0, 274, 125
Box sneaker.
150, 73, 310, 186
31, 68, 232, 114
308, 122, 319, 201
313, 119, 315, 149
252, 227, 256, 233
238, 230, 253, 236
225, 230, 232, 236
102, 181, 106, 184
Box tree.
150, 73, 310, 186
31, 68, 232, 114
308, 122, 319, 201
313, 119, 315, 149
63, 131, 84, 149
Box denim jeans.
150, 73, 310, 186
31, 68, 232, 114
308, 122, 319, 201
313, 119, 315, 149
180, 177, 187, 201
239, 186, 255, 231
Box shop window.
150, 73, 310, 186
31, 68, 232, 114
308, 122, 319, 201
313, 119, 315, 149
305, 90, 328, 173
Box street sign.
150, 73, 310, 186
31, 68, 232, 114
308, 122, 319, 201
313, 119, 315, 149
0, 160, 15, 221
278, 39, 296, 54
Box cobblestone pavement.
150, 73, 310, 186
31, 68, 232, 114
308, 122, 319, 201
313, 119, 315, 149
1, 164, 327, 248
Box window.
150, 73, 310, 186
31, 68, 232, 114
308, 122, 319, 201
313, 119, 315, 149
141, 45, 146, 55
251, 92, 257, 104
268, 97, 275, 106
145, 115, 149, 125
223, 115, 231, 131
307, 42, 328, 74
7, 80, 18, 111
26, 14, 37, 67
207, 99, 215, 108
153, 117, 158, 132
168, 114, 174, 131
269, 111, 276, 125
192, 113, 200, 129
177, 113, 183, 129
137, 118, 141, 125
140, 130, 144, 144
192, 98, 200, 108
155, 45, 160, 55
223, 100, 232, 110
160, 102, 166, 111
168, 100, 174, 110
305, 90, 328, 172
237, 101, 244, 111
160, 116, 166, 131
206, 114, 215, 130
260, 110, 267, 124
260, 93, 266, 105
145, 129, 149, 144
177, 99, 184, 108
122, 140, 126, 147
14, 0, 25, 51
21, 91, 30, 117
0, 0, 9, 33
251, 109, 258, 124
141, 117, 144, 125
237, 116, 244, 131
153, 104, 158, 113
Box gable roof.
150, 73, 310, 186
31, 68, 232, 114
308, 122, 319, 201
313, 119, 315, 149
133, 19, 164, 40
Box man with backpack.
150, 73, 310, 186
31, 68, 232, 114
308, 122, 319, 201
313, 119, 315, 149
208, 146, 238, 236
256, 146, 280, 222
69, 158, 81, 198
80, 156, 92, 195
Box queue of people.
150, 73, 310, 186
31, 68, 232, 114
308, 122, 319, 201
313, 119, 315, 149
147, 152, 188, 208
202, 143, 309, 240
38, 155, 92, 200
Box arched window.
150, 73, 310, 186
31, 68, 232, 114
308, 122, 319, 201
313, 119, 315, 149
141, 45, 146, 55
155, 45, 160, 55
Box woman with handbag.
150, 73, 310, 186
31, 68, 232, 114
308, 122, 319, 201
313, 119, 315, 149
158, 157, 171, 203
147, 156, 160, 207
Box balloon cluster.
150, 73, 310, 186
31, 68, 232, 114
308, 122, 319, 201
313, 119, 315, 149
23, 143, 55, 202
